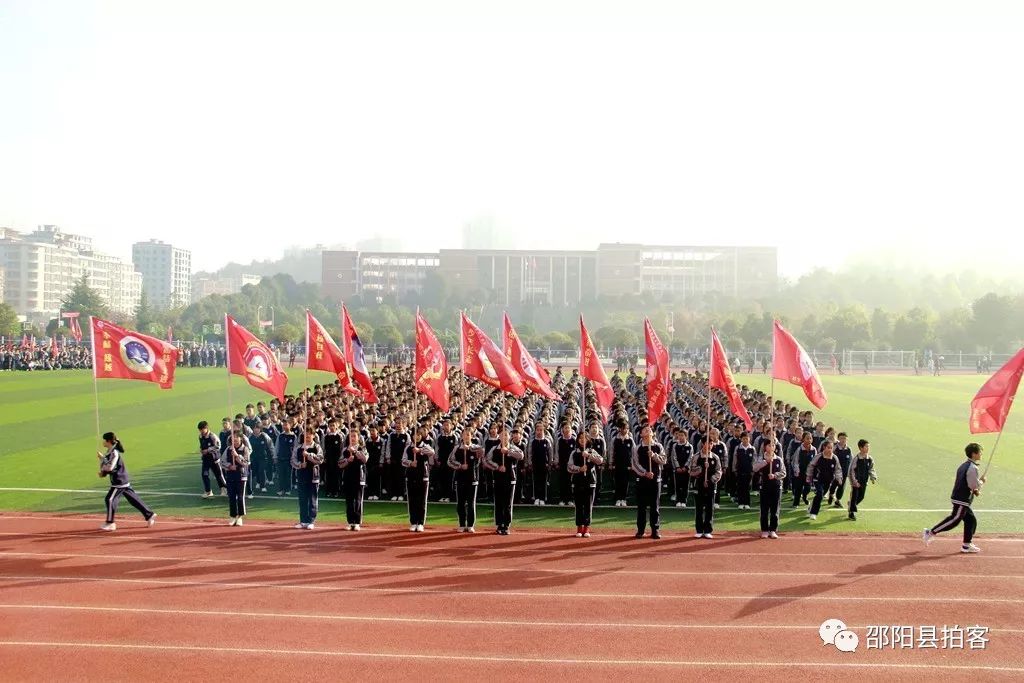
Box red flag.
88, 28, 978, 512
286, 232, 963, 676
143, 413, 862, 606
502, 312, 558, 400
710, 328, 753, 430
342, 304, 378, 404
305, 311, 357, 392
772, 320, 828, 410
579, 315, 614, 423
68, 315, 82, 342
226, 314, 288, 403
461, 312, 525, 397
20, 334, 29, 351
49, 337, 58, 360
415, 311, 450, 412
167, 326, 173, 343
644, 317, 670, 426
970, 348, 1024, 434
91, 317, 179, 389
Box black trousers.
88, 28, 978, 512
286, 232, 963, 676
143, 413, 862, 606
673, 470, 689, 504
455, 477, 478, 528
558, 468, 571, 504
344, 483, 364, 524
434, 463, 452, 500
614, 467, 630, 501
759, 486, 781, 531
389, 463, 405, 498
574, 483, 596, 526
493, 478, 515, 529
792, 476, 810, 506
930, 503, 977, 544
531, 465, 547, 502
276, 459, 292, 494
848, 483, 867, 513
366, 464, 383, 498
407, 477, 429, 525
735, 472, 752, 506
202, 455, 226, 493
828, 476, 846, 502
250, 455, 268, 490
323, 456, 341, 497
296, 479, 318, 524
226, 474, 247, 517
635, 478, 661, 533
104, 486, 153, 523
809, 481, 828, 515
695, 485, 716, 534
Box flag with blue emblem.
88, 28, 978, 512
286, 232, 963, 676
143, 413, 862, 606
90, 317, 178, 389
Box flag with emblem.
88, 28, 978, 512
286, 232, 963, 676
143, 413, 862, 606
90, 317, 178, 389
644, 317, 670, 426
710, 327, 753, 430
342, 304, 378, 403
579, 315, 614, 423
502, 312, 558, 400
415, 310, 450, 412
305, 310, 356, 392
772, 320, 828, 409
67, 314, 83, 342
970, 347, 1024, 434
461, 312, 525, 397
226, 314, 288, 402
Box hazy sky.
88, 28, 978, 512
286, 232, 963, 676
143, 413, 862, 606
2, 0, 1022, 277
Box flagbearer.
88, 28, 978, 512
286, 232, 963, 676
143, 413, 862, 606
528, 423, 553, 505
923, 443, 985, 553
569, 431, 604, 537
197, 421, 227, 498
220, 429, 251, 526
631, 424, 667, 539
753, 439, 785, 538
451, 428, 484, 532
688, 441, 722, 539
339, 429, 368, 530
292, 426, 323, 529
97, 432, 156, 532
403, 426, 436, 532
484, 427, 524, 535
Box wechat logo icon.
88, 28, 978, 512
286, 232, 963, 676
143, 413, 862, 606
820, 618, 859, 653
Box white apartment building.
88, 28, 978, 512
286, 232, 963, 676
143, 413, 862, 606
132, 240, 192, 310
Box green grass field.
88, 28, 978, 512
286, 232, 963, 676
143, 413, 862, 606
1, 368, 1021, 533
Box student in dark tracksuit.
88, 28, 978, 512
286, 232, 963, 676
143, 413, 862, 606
829, 433, 853, 508
197, 421, 227, 498
527, 424, 553, 505
484, 428, 524, 535
386, 421, 410, 501
434, 419, 457, 503
806, 440, 844, 519
610, 422, 635, 507
219, 430, 251, 526
585, 423, 606, 506
322, 421, 344, 499
632, 425, 667, 539
846, 439, 877, 521
403, 427, 436, 532
670, 428, 692, 509
753, 439, 785, 538
365, 426, 385, 501
790, 434, 816, 507
292, 427, 323, 529
732, 433, 756, 510
449, 430, 484, 532
249, 424, 274, 493
274, 420, 297, 496
687, 441, 722, 539
555, 424, 575, 506
924, 443, 985, 553
97, 432, 156, 532
339, 430, 368, 530
568, 432, 604, 538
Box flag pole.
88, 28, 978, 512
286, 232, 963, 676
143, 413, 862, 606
224, 314, 233, 426
980, 430, 1003, 481
706, 328, 713, 488
89, 317, 102, 448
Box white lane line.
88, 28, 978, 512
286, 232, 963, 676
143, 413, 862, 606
1, 530, 1021, 560
1, 574, 1021, 604
1, 488, 1023, 513
0, 641, 1020, 671
2, 604, 1021, 634
2, 550, 1019, 581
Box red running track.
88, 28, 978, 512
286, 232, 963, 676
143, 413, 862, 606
0, 513, 1022, 681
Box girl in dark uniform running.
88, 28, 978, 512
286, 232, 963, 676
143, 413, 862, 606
97, 432, 156, 532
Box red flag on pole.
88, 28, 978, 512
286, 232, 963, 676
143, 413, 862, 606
644, 317, 670, 426
970, 347, 1024, 434
68, 315, 83, 342
772, 320, 828, 410
342, 304, 378, 404
226, 314, 288, 402
20, 334, 29, 351
710, 327, 753, 430
503, 312, 558, 400
90, 317, 179, 389
579, 315, 614, 423
461, 312, 525, 396
415, 311, 450, 412
305, 310, 356, 392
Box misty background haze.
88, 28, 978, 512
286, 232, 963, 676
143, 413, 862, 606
2, 0, 1023, 279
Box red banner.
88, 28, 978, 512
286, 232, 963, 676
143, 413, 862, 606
502, 312, 558, 400
970, 347, 1024, 434
644, 317, 670, 426
226, 314, 288, 403
710, 327, 753, 430
91, 317, 178, 389
461, 312, 525, 397
342, 304, 378, 404
415, 311, 450, 412
305, 311, 356, 392
579, 315, 614, 423
772, 320, 828, 409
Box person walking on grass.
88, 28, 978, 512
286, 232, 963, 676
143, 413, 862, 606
97, 432, 156, 532
923, 443, 985, 553
805, 440, 843, 520
220, 429, 251, 526
846, 439, 877, 521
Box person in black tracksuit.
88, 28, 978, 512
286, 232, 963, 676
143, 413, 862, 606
484, 428, 524, 535
386, 420, 410, 501
527, 424, 553, 505
610, 422, 635, 507
339, 430, 368, 530
292, 427, 323, 529
219, 430, 251, 525
806, 440, 844, 519
670, 428, 692, 509
249, 424, 274, 493
449, 430, 484, 531
365, 425, 385, 501
753, 439, 785, 537
434, 419, 457, 503
568, 432, 604, 537
274, 420, 297, 496
846, 439, 877, 521
924, 443, 985, 553
555, 424, 575, 506
322, 422, 344, 499
97, 432, 155, 532
790, 433, 816, 507
403, 427, 436, 532
828, 433, 853, 508
687, 441, 722, 538
585, 423, 606, 505
197, 421, 227, 497
732, 432, 756, 510
631, 424, 667, 539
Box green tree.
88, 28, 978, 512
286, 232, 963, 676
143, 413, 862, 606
936, 307, 973, 351
542, 331, 574, 349
421, 272, 450, 309
822, 306, 871, 350
61, 274, 110, 320
267, 323, 301, 345
134, 289, 155, 333
595, 326, 639, 349
373, 325, 403, 347
892, 308, 936, 349
0, 303, 19, 338
972, 293, 1014, 351
870, 308, 893, 347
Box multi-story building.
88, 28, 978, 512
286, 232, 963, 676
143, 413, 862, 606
0, 266, 5, 304
321, 244, 777, 305
191, 273, 262, 301
0, 226, 144, 324
132, 240, 192, 310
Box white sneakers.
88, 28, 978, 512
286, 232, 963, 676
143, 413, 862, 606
961, 543, 980, 553
236, 518, 244, 526
147, 514, 156, 527
761, 531, 769, 538
466, 527, 475, 533
694, 532, 703, 538
808, 514, 817, 520
713, 503, 720, 510
220, 488, 227, 496
202, 492, 213, 498
922, 529, 934, 546
352, 524, 361, 531
99, 522, 116, 532
228, 517, 237, 526
769, 531, 779, 539
457, 526, 466, 532
295, 523, 307, 529
408, 524, 424, 532
409, 524, 417, 532
704, 533, 714, 539
575, 531, 583, 538
229, 517, 245, 526
415, 524, 424, 532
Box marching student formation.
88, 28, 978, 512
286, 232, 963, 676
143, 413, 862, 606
100, 365, 901, 542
